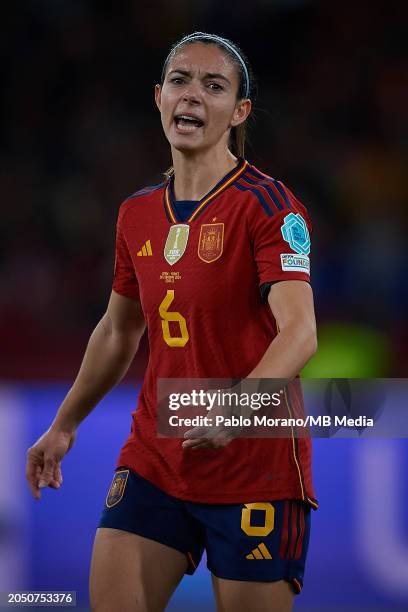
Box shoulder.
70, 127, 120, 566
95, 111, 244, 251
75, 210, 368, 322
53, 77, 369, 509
117, 180, 167, 223
236, 163, 311, 226
125, 180, 167, 202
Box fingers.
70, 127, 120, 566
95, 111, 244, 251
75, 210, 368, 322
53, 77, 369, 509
25, 451, 42, 500
183, 427, 208, 440
182, 437, 230, 450
26, 459, 63, 498
27, 455, 62, 496
182, 429, 233, 450
38, 456, 57, 488
182, 427, 211, 449
182, 438, 207, 449
48, 480, 62, 489
46, 463, 63, 489
53, 462, 63, 487
26, 431, 71, 499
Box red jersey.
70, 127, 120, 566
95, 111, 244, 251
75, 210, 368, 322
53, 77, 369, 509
113, 158, 317, 508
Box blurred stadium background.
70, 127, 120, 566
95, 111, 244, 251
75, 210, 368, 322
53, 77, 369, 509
0, 0, 407, 610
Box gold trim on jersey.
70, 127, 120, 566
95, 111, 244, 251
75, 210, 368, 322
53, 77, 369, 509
189, 161, 248, 222
282, 387, 305, 501
164, 159, 248, 223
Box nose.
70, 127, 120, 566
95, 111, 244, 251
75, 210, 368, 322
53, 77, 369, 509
182, 81, 201, 104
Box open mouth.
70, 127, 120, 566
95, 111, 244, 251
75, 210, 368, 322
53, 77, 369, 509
174, 114, 204, 132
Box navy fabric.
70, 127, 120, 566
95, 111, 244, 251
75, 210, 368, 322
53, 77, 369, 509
172, 200, 199, 222
99, 468, 205, 574
260, 281, 274, 301
98, 468, 311, 590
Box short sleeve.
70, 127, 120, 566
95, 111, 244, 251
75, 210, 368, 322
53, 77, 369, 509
249, 184, 312, 286
112, 206, 140, 300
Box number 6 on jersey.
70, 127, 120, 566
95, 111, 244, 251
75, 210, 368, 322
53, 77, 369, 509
159, 290, 189, 348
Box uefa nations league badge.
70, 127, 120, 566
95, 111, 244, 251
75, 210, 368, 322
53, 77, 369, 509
164, 224, 190, 265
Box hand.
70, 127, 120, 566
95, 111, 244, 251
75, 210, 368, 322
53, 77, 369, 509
182, 397, 245, 451
26, 427, 76, 500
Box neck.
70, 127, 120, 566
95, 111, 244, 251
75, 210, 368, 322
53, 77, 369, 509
171, 146, 240, 201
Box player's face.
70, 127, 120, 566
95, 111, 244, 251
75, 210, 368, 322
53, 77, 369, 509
155, 43, 250, 154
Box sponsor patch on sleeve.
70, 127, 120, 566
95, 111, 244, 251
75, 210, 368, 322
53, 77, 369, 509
280, 253, 310, 274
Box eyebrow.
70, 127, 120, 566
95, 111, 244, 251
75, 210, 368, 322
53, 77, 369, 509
167, 69, 231, 84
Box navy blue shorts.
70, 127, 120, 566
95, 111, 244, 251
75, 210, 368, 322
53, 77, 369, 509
98, 468, 311, 593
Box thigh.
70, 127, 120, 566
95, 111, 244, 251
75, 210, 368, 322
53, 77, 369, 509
98, 468, 204, 574
89, 527, 187, 612
211, 575, 294, 612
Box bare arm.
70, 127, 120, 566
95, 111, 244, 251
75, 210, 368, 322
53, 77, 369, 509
26, 291, 145, 498
247, 280, 317, 379
182, 280, 317, 449
53, 291, 145, 430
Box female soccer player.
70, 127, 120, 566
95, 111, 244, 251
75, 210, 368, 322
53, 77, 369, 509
26, 32, 318, 612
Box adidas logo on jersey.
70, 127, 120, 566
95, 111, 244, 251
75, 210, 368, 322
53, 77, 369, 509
246, 542, 272, 560
137, 240, 152, 256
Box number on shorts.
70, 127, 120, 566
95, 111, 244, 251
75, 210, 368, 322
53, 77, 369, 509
241, 502, 275, 536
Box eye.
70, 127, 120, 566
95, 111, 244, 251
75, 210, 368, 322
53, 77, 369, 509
208, 82, 223, 91
170, 77, 185, 85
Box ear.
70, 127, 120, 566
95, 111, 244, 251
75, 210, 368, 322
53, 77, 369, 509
154, 84, 162, 111
231, 99, 252, 128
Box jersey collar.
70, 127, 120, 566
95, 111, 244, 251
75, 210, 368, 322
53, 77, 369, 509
164, 158, 248, 223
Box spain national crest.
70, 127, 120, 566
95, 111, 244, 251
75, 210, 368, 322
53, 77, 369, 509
198, 223, 224, 263
106, 469, 129, 508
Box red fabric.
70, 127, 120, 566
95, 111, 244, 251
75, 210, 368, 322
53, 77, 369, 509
279, 500, 290, 558
288, 501, 299, 559
112, 205, 140, 301
294, 505, 306, 560
114, 161, 316, 505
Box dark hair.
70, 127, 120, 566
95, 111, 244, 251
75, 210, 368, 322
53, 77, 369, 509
160, 32, 256, 177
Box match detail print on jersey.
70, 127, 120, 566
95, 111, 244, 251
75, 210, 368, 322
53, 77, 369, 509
198, 223, 224, 263
164, 224, 190, 265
